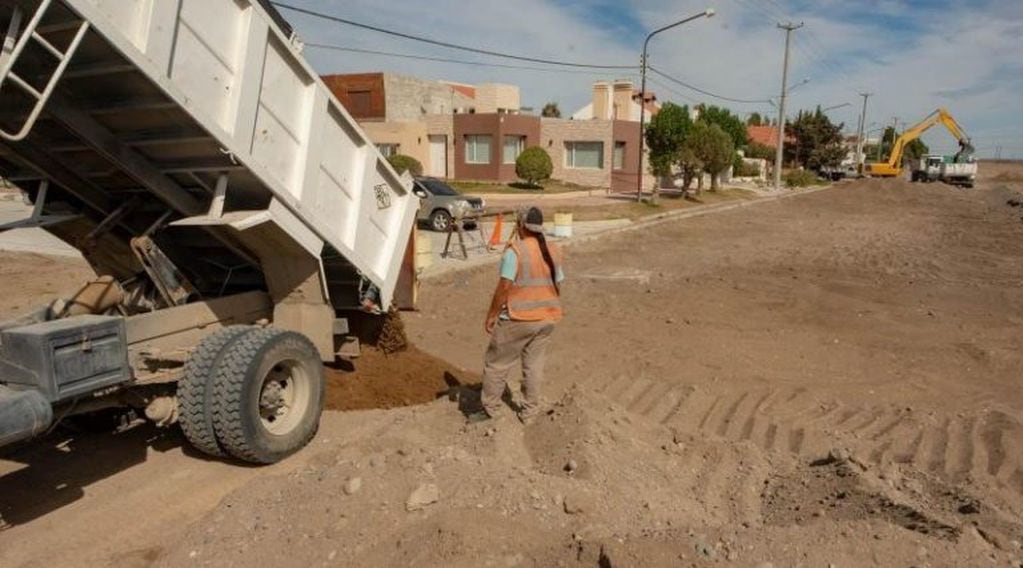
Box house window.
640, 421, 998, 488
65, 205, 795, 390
465, 135, 492, 164
377, 143, 399, 158
613, 141, 626, 170
503, 136, 526, 164
565, 141, 604, 169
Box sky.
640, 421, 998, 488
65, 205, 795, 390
278, 0, 1023, 159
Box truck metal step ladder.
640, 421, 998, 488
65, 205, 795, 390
0, 0, 90, 142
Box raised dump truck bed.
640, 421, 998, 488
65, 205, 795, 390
0, 0, 418, 462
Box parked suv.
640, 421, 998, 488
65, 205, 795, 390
412, 177, 485, 231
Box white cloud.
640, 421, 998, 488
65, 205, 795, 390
286, 0, 1023, 158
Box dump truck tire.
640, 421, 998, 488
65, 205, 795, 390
210, 328, 324, 464
178, 326, 254, 457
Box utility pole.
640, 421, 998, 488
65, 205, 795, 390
854, 92, 872, 174
773, 21, 802, 191
888, 116, 899, 161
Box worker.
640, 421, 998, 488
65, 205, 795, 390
470, 206, 564, 425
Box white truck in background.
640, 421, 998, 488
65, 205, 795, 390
911, 155, 977, 188
0, 0, 418, 463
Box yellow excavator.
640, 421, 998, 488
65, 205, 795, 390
865, 108, 974, 178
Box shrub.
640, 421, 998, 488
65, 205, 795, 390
515, 146, 553, 187
783, 169, 822, 188
386, 154, 423, 176
734, 160, 761, 177
745, 142, 775, 161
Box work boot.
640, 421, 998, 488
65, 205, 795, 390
466, 410, 492, 424
518, 410, 539, 426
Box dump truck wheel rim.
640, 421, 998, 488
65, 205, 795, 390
258, 359, 310, 435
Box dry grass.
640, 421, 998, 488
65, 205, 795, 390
449, 180, 600, 195
553, 188, 758, 222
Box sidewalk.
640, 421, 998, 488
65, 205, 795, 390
419, 184, 835, 280
419, 217, 630, 278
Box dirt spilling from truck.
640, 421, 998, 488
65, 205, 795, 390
376, 306, 409, 354
323, 344, 479, 411
321, 306, 475, 411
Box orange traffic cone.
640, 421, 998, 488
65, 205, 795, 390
488, 213, 504, 249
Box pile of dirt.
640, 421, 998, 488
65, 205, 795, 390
324, 344, 478, 411
159, 382, 1021, 567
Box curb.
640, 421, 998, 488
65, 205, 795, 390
563, 184, 835, 248
420, 184, 835, 280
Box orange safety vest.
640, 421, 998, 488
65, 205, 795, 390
506, 237, 563, 322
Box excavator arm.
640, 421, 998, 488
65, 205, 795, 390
867, 108, 973, 177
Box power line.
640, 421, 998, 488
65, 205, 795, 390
304, 43, 633, 76
733, 0, 857, 90
645, 75, 700, 104
648, 66, 771, 104
272, 2, 635, 70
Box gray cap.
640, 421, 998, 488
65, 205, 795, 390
518, 206, 545, 234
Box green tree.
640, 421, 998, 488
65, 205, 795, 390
644, 102, 692, 202
541, 102, 561, 118
386, 154, 423, 176
697, 104, 749, 149
745, 142, 775, 161
677, 143, 703, 192
879, 127, 929, 163
746, 112, 764, 126
515, 146, 553, 187
685, 122, 734, 191
787, 107, 845, 170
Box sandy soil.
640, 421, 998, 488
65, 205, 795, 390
1, 163, 1022, 567
324, 345, 479, 411
0, 252, 93, 316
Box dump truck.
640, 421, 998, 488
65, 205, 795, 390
0, 0, 419, 463
910, 155, 977, 188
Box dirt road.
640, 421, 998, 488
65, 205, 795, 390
2, 164, 1022, 566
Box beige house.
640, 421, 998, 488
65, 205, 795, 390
540, 118, 615, 187
358, 121, 431, 172
571, 79, 659, 121
474, 83, 521, 114
323, 73, 522, 178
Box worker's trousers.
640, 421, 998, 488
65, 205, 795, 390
481, 319, 556, 419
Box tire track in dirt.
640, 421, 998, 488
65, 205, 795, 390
599, 378, 1023, 499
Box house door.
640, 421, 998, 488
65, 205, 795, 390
428, 135, 447, 177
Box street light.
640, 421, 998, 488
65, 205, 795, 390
768, 78, 809, 107
790, 77, 811, 92
637, 7, 716, 202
